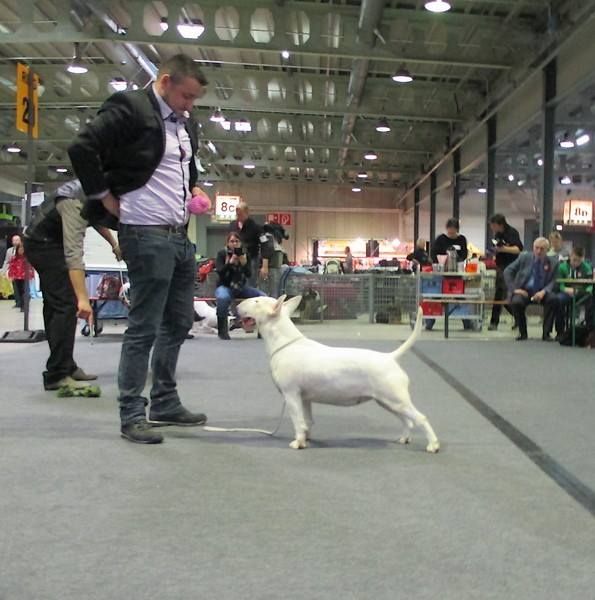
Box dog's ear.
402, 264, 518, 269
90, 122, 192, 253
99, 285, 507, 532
271, 295, 286, 317
283, 295, 302, 316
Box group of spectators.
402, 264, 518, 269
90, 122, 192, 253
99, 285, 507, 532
409, 214, 593, 342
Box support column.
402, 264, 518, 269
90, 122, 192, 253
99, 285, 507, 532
413, 187, 420, 243
486, 116, 497, 249
430, 172, 437, 245
541, 59, 556, 236
453, 148, 461, 221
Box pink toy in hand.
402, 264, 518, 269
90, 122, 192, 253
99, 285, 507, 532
187, 193, 211, 215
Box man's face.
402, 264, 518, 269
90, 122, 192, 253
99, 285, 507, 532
160, 75, 205, 116
489, 222, 503, 235
446, 227, 458, 238
570, 253, 582, 269
236, 207, 247, 223
533, 241, 549, 259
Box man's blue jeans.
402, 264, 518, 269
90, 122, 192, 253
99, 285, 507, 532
215, 285, 265, 319
118, 226, 195, 425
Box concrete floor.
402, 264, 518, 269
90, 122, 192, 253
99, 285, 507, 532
1, 298, 594, 600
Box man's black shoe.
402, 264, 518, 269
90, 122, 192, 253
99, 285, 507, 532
121, 420, 164, 444
542, 334, 554, 342
516, 334, 528, 341
148, 406, 207, 427
487, 323, 498, 331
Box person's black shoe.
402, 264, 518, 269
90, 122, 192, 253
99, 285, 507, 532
148, 406, 207, 427
542, 334, 554, 342
185, 333, 194, 339
487, 323, 498, 331
515, 334, 528, 341
121, 420, 164, 444
217, 316, 230, 340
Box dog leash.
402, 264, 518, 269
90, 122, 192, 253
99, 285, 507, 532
200, 338, 302, 436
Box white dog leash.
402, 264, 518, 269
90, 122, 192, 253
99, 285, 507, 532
201, 401, 286, 436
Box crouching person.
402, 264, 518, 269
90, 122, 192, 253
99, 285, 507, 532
215, 232, 265, 340
504, 237, 559, 341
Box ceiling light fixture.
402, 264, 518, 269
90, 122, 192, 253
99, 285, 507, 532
517, 179, 525, 187
559, 133, 575, 149
424, 0, 452, 13
555, 224, 563, 231
203, 181, 214, 187
364, 150, 378, 160
160, 17, 169, 32
220, 119, 232, 131
6, 143, 21, 153
109, 77, 128, 92
351, 186, 362, 193
209, 108, 224, 123
281, 50, 290, 60
537, 158, 544, 166
507, 174, 515, 182
375, 118, 391, 133
67, 42, 88, 74
234, 119, 252, 132
576, 133, 590, 147
56, 167, 68, 173
357, 171, 368, 179
477, 183, 487, 194
560, 175, 572, 185
177, 18, 205, 39
244, 164, 256, 169
391, 65, 413, 84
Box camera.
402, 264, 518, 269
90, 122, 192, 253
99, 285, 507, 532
233, 247, 244, 256
492, 238, 504, 247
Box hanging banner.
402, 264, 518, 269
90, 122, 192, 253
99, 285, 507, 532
16, 63, 39, 139
214, 195, 240, 222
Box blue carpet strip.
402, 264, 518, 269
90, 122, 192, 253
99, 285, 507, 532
413, 347, 595, 518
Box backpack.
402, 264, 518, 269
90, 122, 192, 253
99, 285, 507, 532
559, 325, 589, 347
96, 274, 122, 300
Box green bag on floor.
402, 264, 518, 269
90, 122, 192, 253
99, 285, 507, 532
57, 385, 102, 398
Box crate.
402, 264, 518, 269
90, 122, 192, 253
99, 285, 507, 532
449, 303, 475, 316
421, 300, 443, 316
442, 277, 465, 295
421, 276, 443, 294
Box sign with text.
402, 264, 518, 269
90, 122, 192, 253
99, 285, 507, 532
266, 212, 292, 226
215, 195, 240, 222
16, 63, 39, 138
563, 199, 593, 226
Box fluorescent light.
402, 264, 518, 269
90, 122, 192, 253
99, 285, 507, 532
560, 175, 572, 185
425, 1, 451, 13
555, 224, 563, 231
160, 17, 168, 32
67, 42, 87, 74
357, 171, 368, 179
209, 109, 224, 123
375, 118, 391, 133
206, 141, 217, 153
537, 158, 544, 166
517, 179, 525, 187
6, 144, 20, 153
109, 78, 128, 92
351, 186, 362, 193
391, 66, 413, 83
507, 174, 515, 182
477, 184, 487, 194
576, 133, 590, 147
281, 50, 290, 60
244, 164, 256, 169
177, 18, 205, 39
220, 120, 232, 131
560, 133, 575, 149
234, 119, 252, 132
364, 150, 378, 160
203, 181, 214, 187
56, 167, 68, 173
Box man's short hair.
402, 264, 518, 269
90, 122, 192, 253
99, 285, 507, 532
237, 201, 249, 213
489, 214, 507, 226
572, 246, 585, 258
158, 54, 208, 86
533, 236, 549, 249
446, 218, 459, 231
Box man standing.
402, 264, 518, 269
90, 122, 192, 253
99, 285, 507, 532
68, 54, 210, 444
24, 179, 118, 391
504, 237, 559, 341
229, 201, 268, 285
487, 214, 523, 331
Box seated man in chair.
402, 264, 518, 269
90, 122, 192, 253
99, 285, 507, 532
504, 237, 559, 341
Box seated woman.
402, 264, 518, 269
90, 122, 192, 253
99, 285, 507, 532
215, 232, 265, 340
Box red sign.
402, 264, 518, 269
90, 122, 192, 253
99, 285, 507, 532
266, 212, 292, 226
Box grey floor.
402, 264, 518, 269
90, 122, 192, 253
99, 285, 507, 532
1, 299, 595, 600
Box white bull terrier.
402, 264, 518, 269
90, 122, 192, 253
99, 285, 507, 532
237, 295, 440, 452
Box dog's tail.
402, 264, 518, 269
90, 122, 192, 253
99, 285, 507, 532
391, 306, 423, 361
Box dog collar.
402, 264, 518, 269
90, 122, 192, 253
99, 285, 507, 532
270, 336, 303, 359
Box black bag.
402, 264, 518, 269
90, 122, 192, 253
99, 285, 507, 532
559, 325, 589, 347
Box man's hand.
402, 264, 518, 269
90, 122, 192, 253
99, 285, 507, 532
532, 290, 546, 302
77, 299, 94, 326
191, 187, 212, 211
229, 254, 240, 265
239, 254, 247, 266
102, 193, 120, 217
112, 244, 123, 261
260, 265, 269, 280
565, 287, 575, 297
514, 289, 529, 297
